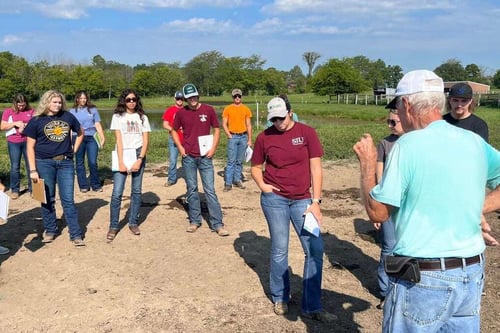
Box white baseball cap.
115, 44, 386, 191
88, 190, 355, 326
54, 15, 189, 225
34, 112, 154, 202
395, 70, 444, 96
267, 97, 288, 121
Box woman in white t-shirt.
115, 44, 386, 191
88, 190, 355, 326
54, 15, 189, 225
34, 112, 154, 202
107, 89, 151, 241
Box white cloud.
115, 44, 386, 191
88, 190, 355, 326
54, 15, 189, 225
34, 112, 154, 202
263, 0, 455, 14
0, 0, 247, 19
164, 18, 235, 33
2, 34, 25, 45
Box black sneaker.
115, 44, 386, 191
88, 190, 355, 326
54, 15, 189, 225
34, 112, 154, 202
233, 181, 246, 189
302, 310, 338, 323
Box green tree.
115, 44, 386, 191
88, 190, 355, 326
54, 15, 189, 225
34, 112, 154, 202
91, 55, 133, 99
287, 65, 307, 93
302, 52, 321, 78
259, 67, 287, 95
492, 70, 500, 89
310, 59, 370, 98
343, 56, 401, 89
149, 63, 185, 96
464, 63, 483, 83
434, 59, 466, 81
131, 69, 155, 97
0, 51, 31, 101
383, 65, 404, 88
68, 65, 106, 100
183, 50, 225, 96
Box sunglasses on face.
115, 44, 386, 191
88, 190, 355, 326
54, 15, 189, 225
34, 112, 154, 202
233, 94, 242, 99
387, 119, 400, 127
270, 116, 287, 123
125, 97, 137, 103
175, 97, 183, 101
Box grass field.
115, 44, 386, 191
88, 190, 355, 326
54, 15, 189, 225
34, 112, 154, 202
0, 94, 498, 187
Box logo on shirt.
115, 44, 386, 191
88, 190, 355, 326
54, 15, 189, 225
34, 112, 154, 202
291, 137, 304, 145
126, 120, 141, 133
44, 120, 70, 142
199, 114, 208, 122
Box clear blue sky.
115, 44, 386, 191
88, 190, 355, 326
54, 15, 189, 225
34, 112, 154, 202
1, 0, 499, 75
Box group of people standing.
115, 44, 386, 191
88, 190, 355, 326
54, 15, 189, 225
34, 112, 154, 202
355, 71, 499, 332
1, 76, 498, 330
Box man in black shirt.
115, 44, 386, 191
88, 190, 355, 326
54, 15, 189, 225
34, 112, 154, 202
443, 82, 489, 142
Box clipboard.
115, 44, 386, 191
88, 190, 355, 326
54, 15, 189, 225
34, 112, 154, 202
31, 179, 47, 204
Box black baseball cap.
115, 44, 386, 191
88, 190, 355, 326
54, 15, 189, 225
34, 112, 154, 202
449, 83, 473, 99
385, 97, 397, 109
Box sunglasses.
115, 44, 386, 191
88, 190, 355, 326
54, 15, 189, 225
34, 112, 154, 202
270, 116, 287, 123
125, 97, 137, 103
387, 119, 400, 127
175, 97, 183, 101
233, 94, 242, 99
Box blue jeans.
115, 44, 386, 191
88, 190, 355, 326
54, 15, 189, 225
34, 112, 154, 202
182, 155, 223, 230
224, 134, 247, 185
378, 218, 396, 298
383, 257, 484, 333
167, 136, 179, 184
7, 141, 31, 193
36, 158, 82, 240
75, 135, 101, 190
109, 148, 145, 230
260, 191, 324, 314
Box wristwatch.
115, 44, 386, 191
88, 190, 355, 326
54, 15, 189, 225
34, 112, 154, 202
312, 198, 322, 204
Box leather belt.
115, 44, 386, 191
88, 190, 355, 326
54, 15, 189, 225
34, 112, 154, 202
52, 154, 72, 161
230, 131, 247, 135
417, 255, 481, 271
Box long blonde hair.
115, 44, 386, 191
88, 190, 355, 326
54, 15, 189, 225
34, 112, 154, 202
36, 90, 68, 116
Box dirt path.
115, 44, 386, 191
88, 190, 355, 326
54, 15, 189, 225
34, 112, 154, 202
0, 160, 498, 332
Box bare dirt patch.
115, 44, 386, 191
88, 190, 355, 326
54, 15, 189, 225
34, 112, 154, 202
0, 160, 498, 332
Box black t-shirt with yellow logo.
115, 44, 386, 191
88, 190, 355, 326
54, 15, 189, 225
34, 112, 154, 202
24, 111, 81, 159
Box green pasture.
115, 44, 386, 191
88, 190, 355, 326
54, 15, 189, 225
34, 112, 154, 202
0, 95, 498, 188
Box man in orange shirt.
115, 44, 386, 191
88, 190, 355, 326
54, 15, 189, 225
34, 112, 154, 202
222, 89, 252, 191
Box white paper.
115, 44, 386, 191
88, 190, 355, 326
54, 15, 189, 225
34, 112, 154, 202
112, 149, 137, 171
0, 191, 9, 221
303, 212, 320, 237
5, 116, 16, 137
198, 134, 214, 156
245, 146, 253, 162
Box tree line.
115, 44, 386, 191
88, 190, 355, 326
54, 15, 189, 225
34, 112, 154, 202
0, 50, 498, 102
